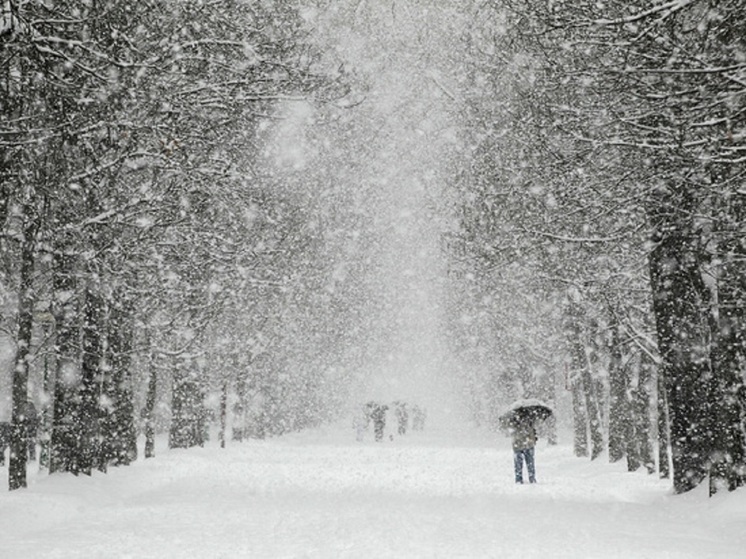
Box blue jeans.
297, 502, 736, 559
514, 447, 536, 483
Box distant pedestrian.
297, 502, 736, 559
510, 417, 537, 484
371, 403, 388, 442
394, 401, 408, 435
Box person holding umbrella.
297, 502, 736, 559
500, 398, 553, 484
510, 416, 537, 484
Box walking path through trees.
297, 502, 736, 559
2, 423, 744, 558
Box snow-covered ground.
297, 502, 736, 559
2, 423, 744, 558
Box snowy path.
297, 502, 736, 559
2, 425, 744, 558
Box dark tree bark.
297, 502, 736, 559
608, 312, 628, 463
101, 300, 138, 468
50, 244, 80, 475
169, 366, 191, 449
232, 373, 248, 442
708, 188, 746, 494
39, 320, 53, 469
113, 304, 138, 465
77, 285, 104, 476
143, 352, 158, 459
9, 208, 38, 490
625, 396, 642, 473
219, 380, 228, 449
169, 360, 207, 449
648, 182, 713, 494
634, 354, 655, 474
657, 368, 671, 480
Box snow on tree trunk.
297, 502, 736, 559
566, 302, 604, 461
581, 365, 604, 461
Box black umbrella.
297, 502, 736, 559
499, 398, 553, 427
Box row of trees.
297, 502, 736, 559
445, 0, 745, 495
2, 0, 743, 499
0, 0, 359, 490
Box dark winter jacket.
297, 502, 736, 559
510, 420, 537, 451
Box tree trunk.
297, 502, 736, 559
169, 366, 190, 449
566, 302, 603, 460
219, 380, 228, 449
648, 184, 713, 493
170, 361, 206, 449
39, 320, 53, 470
608, 314, 628, 463
97, 302, 113, 474
545, 377, 558, 446
77, 284, 104, 476
50, 245, 80, 475
232, 373, 247, 442
626, 356, 643, 472
571, 363, 588, 457
565, 303, 588, 457
635, 354, 655, 474
101, 300, 138, 468
708, 234, 746, 494
581, 362, 604, 461
143, 352, 158, 459
9, 213, 37, 490
657, 368, 671, 479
